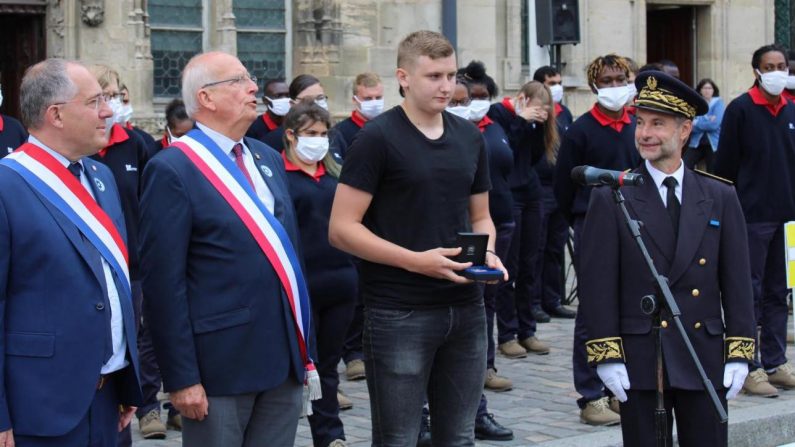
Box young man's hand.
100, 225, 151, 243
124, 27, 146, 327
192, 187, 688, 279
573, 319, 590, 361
406, 247, 472, 283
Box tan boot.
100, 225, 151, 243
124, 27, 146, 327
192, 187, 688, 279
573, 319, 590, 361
498, 339, 527, 358
345, 359, 366, 381
743, 368, 779, 397
139, 409, 167, 439
768, 363, 795, 389
484, 367, 513, 392
337, 391, 353, 410
609, 397, 621, 414
579, 397, 621, 426
519, 336, 550, 355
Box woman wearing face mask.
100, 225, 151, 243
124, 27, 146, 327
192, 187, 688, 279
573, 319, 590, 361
486, 80, 553, 361
684, 78, 724, 172
281, 101, 356, 447
246, 78, 291, 148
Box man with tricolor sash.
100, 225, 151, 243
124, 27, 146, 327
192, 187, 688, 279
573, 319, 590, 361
0, 59, 142, 446
139, 52, 314, 446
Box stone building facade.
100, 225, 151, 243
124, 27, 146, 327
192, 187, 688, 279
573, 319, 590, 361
0, 0, 778, 135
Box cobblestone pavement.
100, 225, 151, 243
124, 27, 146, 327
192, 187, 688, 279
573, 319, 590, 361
132, 314, 795, 446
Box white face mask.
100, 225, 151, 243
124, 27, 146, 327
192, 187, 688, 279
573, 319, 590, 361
266, 97, 291, 116
0, 85, 4, 108
107, 97, 124, 124
787, 75, 795, 90
355, 96, 384, 119
757, 69, 789, 96
446, 105, 470, 120
549, 84, 564, 103
118, 103, 134, 124
295, 136, 329, 164
626, 83, 638, 104
594, 84, 631, 112
468, 100, 491, 122
315, 98, 329, 111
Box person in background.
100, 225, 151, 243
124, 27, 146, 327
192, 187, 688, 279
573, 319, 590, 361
336, 72, 385, 388
530, 65, 576, 324
282, 101, 356, 447
119, 83, 157, 151
783, 50, 795, 102
625, 57, 640, 111
554, 54, 639, 426
0, 82, 27, 156
489, 81, 552, 360
246, 79, 290, 148
153, 98, 194, 154
684, 78, 724, 171
714, 43, 795, 397
659, 59, 681, 79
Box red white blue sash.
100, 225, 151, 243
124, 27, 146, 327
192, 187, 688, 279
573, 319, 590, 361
0, 143, 132, 300
171, 129, 320, 402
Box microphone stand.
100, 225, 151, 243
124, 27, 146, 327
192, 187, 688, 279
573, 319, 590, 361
610, 186, 727, 447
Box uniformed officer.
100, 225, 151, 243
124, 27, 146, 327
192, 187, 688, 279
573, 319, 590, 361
579, 71, 756, 447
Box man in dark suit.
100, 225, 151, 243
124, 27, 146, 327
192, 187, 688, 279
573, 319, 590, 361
579, 71, 756, 446
140, 51, 310, 446
0, 58, 142, 446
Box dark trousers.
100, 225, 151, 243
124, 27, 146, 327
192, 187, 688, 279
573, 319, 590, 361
531, 189, 568, 312
16, 374, 123, 447
619, 389, 728, 447
570, 215, 606, 407
496, 195, 542, 343
484, 221, 516, 369
117, 280, 142, 447
308, 294, 357, 447
364, 302, 486, 447
746, 222, 790, 370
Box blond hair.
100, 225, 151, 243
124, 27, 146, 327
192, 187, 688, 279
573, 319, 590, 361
87, 64, 120, 90
397, 30, 454, 69
353, 72, 382, 95
519, 81, 559, 164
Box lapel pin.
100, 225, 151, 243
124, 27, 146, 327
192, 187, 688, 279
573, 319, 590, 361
94, 178, 105, 192
254, 153, 261, 160
91, 165, 97, 171
709, 219, 720, 227
260, 165, 273, 178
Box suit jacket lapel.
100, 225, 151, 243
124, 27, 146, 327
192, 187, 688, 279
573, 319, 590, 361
624, 165, 676, 264
247, 141, 285, 220
668, 169, 712, 285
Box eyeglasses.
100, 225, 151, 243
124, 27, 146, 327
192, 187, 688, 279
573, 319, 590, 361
51, 94, 109, 111
201, 73, 257, 89
294, 94, 328, 103
448, 98, 471, 107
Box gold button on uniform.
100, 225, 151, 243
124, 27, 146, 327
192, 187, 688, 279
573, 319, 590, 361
694, 322, 702, 329
699, 258, 706, 266
661, 320, 668, 328
691, 289, 700, 297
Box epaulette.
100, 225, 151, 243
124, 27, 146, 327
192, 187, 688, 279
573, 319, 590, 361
694, 169, 733, 185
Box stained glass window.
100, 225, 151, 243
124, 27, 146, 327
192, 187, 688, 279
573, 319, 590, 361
149, 0, 203, 97
234, 0, 288, 92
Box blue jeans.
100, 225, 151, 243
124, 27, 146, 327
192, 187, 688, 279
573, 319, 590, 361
364, 302, 486, 447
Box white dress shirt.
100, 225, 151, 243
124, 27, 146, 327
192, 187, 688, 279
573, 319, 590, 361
645, 159, 684, 207
196, 122, 275, 214
29, 135, 128, 374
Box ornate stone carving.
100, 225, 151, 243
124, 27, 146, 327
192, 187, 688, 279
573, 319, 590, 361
295, 0, 343, 72
80, 0, 104, 27
48, 0, 66, 57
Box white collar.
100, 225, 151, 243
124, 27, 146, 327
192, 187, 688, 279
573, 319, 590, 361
28, 135, 81, 169
645, 159, 684, 191
196, 122, 245, 154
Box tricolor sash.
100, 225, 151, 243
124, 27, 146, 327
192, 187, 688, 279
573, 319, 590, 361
171, 129, 321, 404
0, 143, 132, 300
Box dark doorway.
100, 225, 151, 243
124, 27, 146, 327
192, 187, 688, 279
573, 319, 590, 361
0, 9, 46, 120
647, 5, 695, 87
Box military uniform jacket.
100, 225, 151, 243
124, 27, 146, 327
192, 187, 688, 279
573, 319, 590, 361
579, 164, 755, 390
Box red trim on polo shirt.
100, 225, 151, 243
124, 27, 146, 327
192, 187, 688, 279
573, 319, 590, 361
281, 151, 326, 182
351, 110, 367, 128
98, 123, 130, 157
554, 103, 562, 116
262, 112, 279, 131
749, 85, 787, 117
0, 115, 4, 132
125, 122, 133, 130
160, 133, 169, 149
783, 89, 795, 103
477, 115, 493, 133
501, 97, 516, 115
590, 104, 631, 133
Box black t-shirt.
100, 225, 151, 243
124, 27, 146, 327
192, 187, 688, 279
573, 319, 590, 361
339, 106, 491, 309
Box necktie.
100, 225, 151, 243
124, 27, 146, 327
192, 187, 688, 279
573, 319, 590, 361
232, 143, 255, 189
67, 162, 82, 179
663, 176, 680, 237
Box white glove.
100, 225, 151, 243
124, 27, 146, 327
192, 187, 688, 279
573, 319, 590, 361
596, 363, 631, 402
723, 362, 748, 400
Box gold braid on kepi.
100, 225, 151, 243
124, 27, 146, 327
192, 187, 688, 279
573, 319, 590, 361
585, 337, 625, 366
633, 71, 708, 118
725, 337, 755, 362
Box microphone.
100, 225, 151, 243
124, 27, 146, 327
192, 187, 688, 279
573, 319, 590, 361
571, 165, 645, 187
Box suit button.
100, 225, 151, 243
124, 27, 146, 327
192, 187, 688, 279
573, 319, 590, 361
661, 320, 668, 328
694, 322, 702, 329
691, 289, 700, 297
699, 258, 706, 266
95, 303, 105, 311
